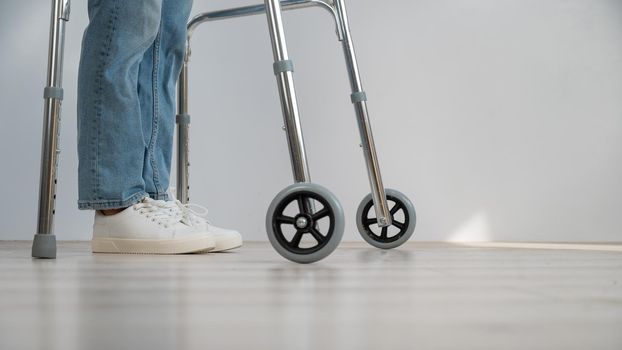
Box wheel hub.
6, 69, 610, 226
294, 215, 311, 229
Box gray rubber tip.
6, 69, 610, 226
32, 234, 57, 259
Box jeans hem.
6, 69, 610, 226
148, 192, 170, 201
78, 191, 149, 210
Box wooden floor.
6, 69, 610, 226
0, 241, 621, 350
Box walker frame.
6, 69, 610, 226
32, 0, 416, 263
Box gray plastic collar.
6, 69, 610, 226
44, 87, 64, 100
273, 60, 294, 75
176, 114, 191, 125
351, 91, 367, 103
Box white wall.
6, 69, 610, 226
1, 0, 621, 242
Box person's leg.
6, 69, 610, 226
139, 0, 193, 200
148, 0, 242, 251
77, 0, 163, 210
76, 0, 215, 254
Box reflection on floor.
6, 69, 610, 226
0, 241, 621, 350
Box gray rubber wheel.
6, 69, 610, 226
266, 183, 345, 264
356, 189, 416, 249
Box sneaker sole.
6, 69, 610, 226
212, 234, 243, 252
195, 234, 243, 253
92, 236, 215, 255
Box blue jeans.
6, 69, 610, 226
77, 0, 193, 210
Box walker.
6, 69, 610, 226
32, 0, 417, 263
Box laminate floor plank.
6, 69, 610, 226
0, 241, 620, 350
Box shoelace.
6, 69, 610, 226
173, 200, 211, 226
133, 198, 184, 227
169, 187, 212, 225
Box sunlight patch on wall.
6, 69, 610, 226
447, 212, 491, 242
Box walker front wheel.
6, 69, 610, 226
266, 183, 344, 263
356, 189, 416, 249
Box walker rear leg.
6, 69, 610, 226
32, 0, 71, 259
176, 50, 190, 204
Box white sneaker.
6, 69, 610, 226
91, 197, 216, 254
173, 200, 243, 252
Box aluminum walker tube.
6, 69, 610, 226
334, 0, 391, 226
33, 0, 71, 258
264, 0, 311, 183
176, 58, 190, 204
